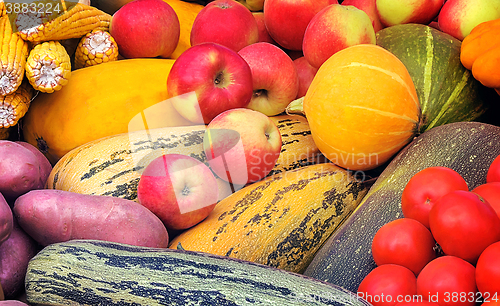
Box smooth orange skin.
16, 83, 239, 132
303, 44, 420, 171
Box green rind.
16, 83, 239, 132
376, 24, 488, 133
26, 239, 373, 306
303, 121, 500, 292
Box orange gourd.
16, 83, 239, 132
303, 44, 421, 171
460, 18, 500, 92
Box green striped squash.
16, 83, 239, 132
376, 23, 488, 132
26, 239, 373, 306
303, 121, 500, 292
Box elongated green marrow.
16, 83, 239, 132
25, 239, 372, 306
303, 121, 500, 292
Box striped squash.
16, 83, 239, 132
269, 114, 327, 176
376, 24, 488, 132
169, 162, 369, 273
26, 239, 372, 306
47, 114, 321, 202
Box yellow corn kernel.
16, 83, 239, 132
0, 14, 29, 96
74, 29, 118, 69
0, 80, 34, 128
17, 3, 111, 43
25, 40, 71, 93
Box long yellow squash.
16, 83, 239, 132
22, 58, 191, 165
169, 162, 368, 274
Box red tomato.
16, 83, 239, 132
429, 190, 500, 264
482, 300, 500, 306
358, 264, 417, 306
396, 302, 440, 306
476, 241, 500, 298
417, 256, 477, 306
472, 182, 500, 220
401, 167, 468, 229
372, 218, 436, 276
487, 154, 500, 183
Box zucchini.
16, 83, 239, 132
26, 239, 372, 306
303, 121, 500, 292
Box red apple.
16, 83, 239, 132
376, 0, 444, 27
263, 0, 338, 51
303, 4, 376, 69
293, 56, 318, 99
341, 0, 384, 32
238, 42, 299, 116
438, 0, 500, 41
203, 108, 282, 185
109, 0, 180, 59
190, 0, 259, 52
166, 42, 254, 124
137, 154, 219, 230
253, 12, 276, 44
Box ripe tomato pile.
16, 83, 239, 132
357, 155, 500, 306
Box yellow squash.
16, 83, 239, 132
22, 58, 191, 165
169, 162, 368, 274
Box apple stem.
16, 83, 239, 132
214, 71, 225, 87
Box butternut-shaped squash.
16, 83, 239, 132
22, 58, 191, 165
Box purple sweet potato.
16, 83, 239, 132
15, 141, 52, 187
0, 141, 51, 202
0, 220, 38, 299
0, 193, 12, 246
13, 189, 169, 248
0, 301, 30, 305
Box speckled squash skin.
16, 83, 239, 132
26, 239, 373, 306
169, 162, 369, 274
303, 121, 500, 291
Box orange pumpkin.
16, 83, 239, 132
303, 44, 421, 171
460, 18, 500, 92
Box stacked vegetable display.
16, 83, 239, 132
358, 162, 500, 305
0, 0, 499, 305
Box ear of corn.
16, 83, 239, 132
0, 14, 29, 96
16, 3, 112, 43
0, 79, 34, 128
25, 40, 71, 93
74, 30, 118, 69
